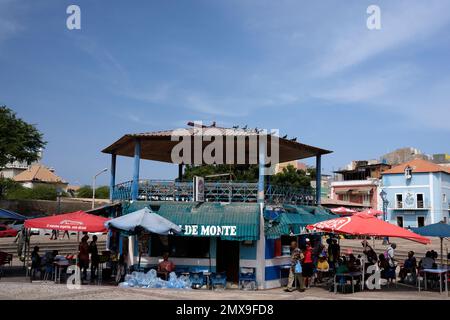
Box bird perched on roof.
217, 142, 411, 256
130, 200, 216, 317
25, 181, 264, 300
242, 125, 248, 130
232, 125, 239, 129
282, 134, 288, 139
290, 137, 297, 142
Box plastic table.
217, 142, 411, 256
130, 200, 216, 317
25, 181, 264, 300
334, 272, 362, 294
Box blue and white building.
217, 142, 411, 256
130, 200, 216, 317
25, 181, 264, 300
381, 159, 450, 228
100, 125, 334, 289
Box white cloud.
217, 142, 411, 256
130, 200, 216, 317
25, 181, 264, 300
316, 1, 450, 76
312, 64, 418, 104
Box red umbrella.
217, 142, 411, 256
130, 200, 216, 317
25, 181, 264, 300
24, 211, 109, 233
306, 213, 430, 244
330, 206, 357, 215
358, 209, 383, 216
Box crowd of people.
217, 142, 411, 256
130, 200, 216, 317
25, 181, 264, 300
30, 233, 100, 283
284, 236, 444, 292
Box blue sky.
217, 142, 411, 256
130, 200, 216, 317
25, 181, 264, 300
1, 0, 449, 186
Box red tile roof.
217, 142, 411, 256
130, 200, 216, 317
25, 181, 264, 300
381, 159, 450, 175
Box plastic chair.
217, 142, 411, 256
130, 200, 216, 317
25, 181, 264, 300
210, 272, 227, 289
239, 267, 257, 290
189, 272, 205, 289
43, 265, 54, 282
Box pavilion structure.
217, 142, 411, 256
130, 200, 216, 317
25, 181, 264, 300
101, 123, 333, 289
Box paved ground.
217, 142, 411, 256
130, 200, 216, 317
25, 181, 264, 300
1, 235, 449, 300
0, 278, 448, 300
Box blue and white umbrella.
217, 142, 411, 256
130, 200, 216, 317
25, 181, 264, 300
105, 207, 181, 235
412, 221, 450, 267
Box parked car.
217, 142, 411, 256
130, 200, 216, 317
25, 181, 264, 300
0, 224, 19, 238
7, 221, 40, 235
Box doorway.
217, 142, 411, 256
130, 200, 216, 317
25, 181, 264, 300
396, 216, 404, 227
216, 239, 240, 283
417, 216, 425, 228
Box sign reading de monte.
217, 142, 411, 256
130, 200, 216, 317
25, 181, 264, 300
181, 224, 237, 236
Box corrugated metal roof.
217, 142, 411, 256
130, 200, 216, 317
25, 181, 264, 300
265, 205, 335, 239
102, 125, 332, 164
122, 201, 260, 241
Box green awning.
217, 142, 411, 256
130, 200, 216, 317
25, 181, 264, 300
264, 205, 335, 239
121, 201, 260, 241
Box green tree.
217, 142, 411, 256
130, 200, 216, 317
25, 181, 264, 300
0, 178, 27, 199
182, 164, 259, 182
29, 185, 58, 200
0, 106, 46, 168
95, 186, 110, 199
4, 184, 58, 200
76, 185, 93, 198
270, 165, 312, 188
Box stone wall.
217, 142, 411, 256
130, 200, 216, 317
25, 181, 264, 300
0, 199, 104, 217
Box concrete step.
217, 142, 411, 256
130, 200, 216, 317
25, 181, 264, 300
0, 241, 107, 257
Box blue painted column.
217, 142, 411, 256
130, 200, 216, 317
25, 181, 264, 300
316, 154, 322, 205
109, 154, 117, 202
131, 139, 141, 200
257, 137, 266, 203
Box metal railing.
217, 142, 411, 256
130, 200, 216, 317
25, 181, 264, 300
391, 200, 429, 210
112, 179, 316, 205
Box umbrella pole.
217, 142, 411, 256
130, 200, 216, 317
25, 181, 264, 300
362, 236, 367, 291
440, 237, 443, 268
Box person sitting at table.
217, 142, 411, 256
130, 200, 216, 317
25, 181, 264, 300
31, 246, 41, 280
41, 250, 58, 279
316, 254, 329, 284
399, 251, 417, 283
378, 253, 395, 284
347, 254, 360, 272
158, 252, 175, 277
335, 257, 349, 286
419, 251, 436, 270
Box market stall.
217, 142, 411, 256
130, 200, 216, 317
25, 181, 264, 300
23, 211, 110, 283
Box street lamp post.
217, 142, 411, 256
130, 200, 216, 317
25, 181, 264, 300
92, 168, 108, 209
380, 189, 390, 245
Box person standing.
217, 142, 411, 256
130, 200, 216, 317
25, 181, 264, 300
31, 246, 41, 280
79, 235, 90, 282
50, 229, 58, 240
284, 241, 305, 292
328, 238, 340, 270
302, 239, 314, 288
89, 235, 99, 282
62, 230, 70, 240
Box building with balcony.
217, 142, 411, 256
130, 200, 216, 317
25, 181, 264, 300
330, 161, 391, 210
381, 159, 450, 228
101, 124, 333, 289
